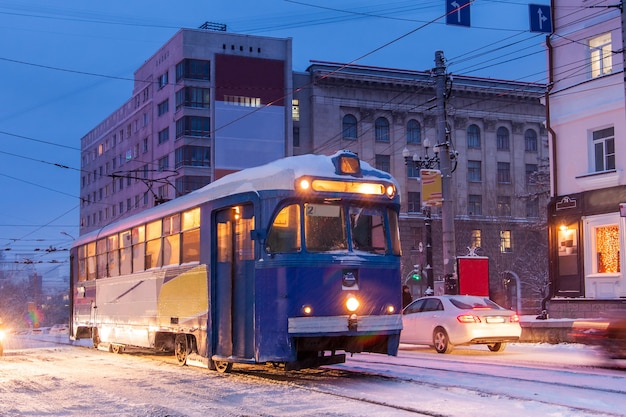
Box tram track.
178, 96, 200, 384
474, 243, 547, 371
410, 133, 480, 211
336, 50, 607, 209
226, 353, 626, 417
9, 337, 624, 416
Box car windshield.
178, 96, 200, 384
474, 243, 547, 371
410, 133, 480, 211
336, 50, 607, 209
449, 297, 503, 310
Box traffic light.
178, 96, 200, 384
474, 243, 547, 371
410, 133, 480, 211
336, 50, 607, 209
411, 273, 421, 281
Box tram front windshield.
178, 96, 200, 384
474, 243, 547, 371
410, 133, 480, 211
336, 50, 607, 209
265, 202, 400, 255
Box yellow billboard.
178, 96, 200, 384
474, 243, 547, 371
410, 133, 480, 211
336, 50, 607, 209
421, 169, 442, 207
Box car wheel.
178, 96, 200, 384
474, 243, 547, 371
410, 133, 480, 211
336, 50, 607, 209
433, 327, 453, 354
487, 342, 506, 352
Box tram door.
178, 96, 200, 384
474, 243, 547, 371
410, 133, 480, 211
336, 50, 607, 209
215, 204, 255, 360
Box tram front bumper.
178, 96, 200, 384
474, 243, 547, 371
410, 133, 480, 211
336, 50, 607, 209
288, 314, 402, 336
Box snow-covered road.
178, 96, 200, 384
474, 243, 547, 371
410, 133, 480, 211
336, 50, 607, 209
0, 334, 624, 416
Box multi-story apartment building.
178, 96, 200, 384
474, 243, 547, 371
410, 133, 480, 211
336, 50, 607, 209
294, 61, 548, 313
80, 28, 292, 233
79, 29, 548, 313
546, 1, 626, 318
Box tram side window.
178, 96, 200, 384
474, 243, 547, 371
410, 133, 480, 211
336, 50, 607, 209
108, 234, 119, 277
146, 220, 162, 269
163, 214, 181, 266
132, 225, 145, 273
266, 204, 301, 253
96, 238, 107, 278
181, 207, 200, 263
77, 245, 87, 282
304, 203, 347, 252
86, 242, 96, 280
350, 207, 386, 255
120, 230, 132, 275
388, 208, 402, 256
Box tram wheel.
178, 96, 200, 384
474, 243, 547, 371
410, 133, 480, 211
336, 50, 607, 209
214, 361, 233, 373
111, 344, 123, 354
174, 334, 189, 366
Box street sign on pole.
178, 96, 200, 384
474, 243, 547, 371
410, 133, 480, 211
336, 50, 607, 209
446, 0, 471, 27
529, 4, 552, 33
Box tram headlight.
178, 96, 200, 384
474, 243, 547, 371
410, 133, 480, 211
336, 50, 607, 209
301, 305, 313, 315
385, 184, 396, 199
298, 179, 311, 191
386, 305, 395, 314
345, 295, 360, 312
0, 329, 6, 341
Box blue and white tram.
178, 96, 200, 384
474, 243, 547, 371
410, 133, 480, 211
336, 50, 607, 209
70, 150, 403, 372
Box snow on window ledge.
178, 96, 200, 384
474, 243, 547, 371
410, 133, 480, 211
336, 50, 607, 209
575, 169, 622, 191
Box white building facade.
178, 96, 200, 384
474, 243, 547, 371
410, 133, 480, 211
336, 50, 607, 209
547, 1, 626, 317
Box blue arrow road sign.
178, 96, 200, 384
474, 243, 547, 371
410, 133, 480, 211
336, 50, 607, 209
529, 4, 552, 33
446, 0, 471, 27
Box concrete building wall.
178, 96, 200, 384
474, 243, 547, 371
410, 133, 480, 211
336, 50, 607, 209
294, 62, 549, 313
79, 29, 291, 235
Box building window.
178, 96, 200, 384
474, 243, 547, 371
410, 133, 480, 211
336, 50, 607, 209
595, 225, 620, 273
375, 117, 390, 142
526, 199, 539, 218
467, 124, 481, 148
500, 230, 512, 253
158, 155, 169, 172
468, 194, 482, 216
176, 59, 210, 81
375, 154, 391, 173
525, 164, 538, 186
158, 127, 169, 144
157, 99, 169, 116
406, 119, 421, 144
176, 116, 210, 138
175, 87, 211, 110
496, 126, 510, 151
158, 71, 168, 89
293, 126, 300, 148
407, 192, 421, 213
524, 129, 538, 152
175, 176, 211, 196
175, 146, 211, 168
142, 137, 149, 153
342, 114, 357, 139
292, 99, 300, 122
470, 229, 481, 248
590, 33, 612, 78
593, 127, 615, 172
407, 164, 420, 178
468, 160, 481, 182
497, 162, 511, 184
497, 196, 511, 217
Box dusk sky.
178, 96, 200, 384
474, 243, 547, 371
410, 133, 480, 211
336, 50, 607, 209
0, 0, 549, 282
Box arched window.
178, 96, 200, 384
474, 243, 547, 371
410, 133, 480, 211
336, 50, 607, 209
467, 124, 481, 148
524, 129, 538, 152
406, 119, 421, 144
375, 117, 390, 142
342, 114, 357, 139
496, 126, 510, 150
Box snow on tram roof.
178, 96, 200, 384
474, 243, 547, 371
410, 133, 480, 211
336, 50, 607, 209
74, 151, 396, 245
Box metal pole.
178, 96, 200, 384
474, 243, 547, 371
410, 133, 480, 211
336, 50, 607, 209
434, 50, 457, 292
424, 206, 434, 292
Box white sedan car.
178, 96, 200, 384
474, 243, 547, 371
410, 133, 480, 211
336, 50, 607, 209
401, 295, 522, 353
